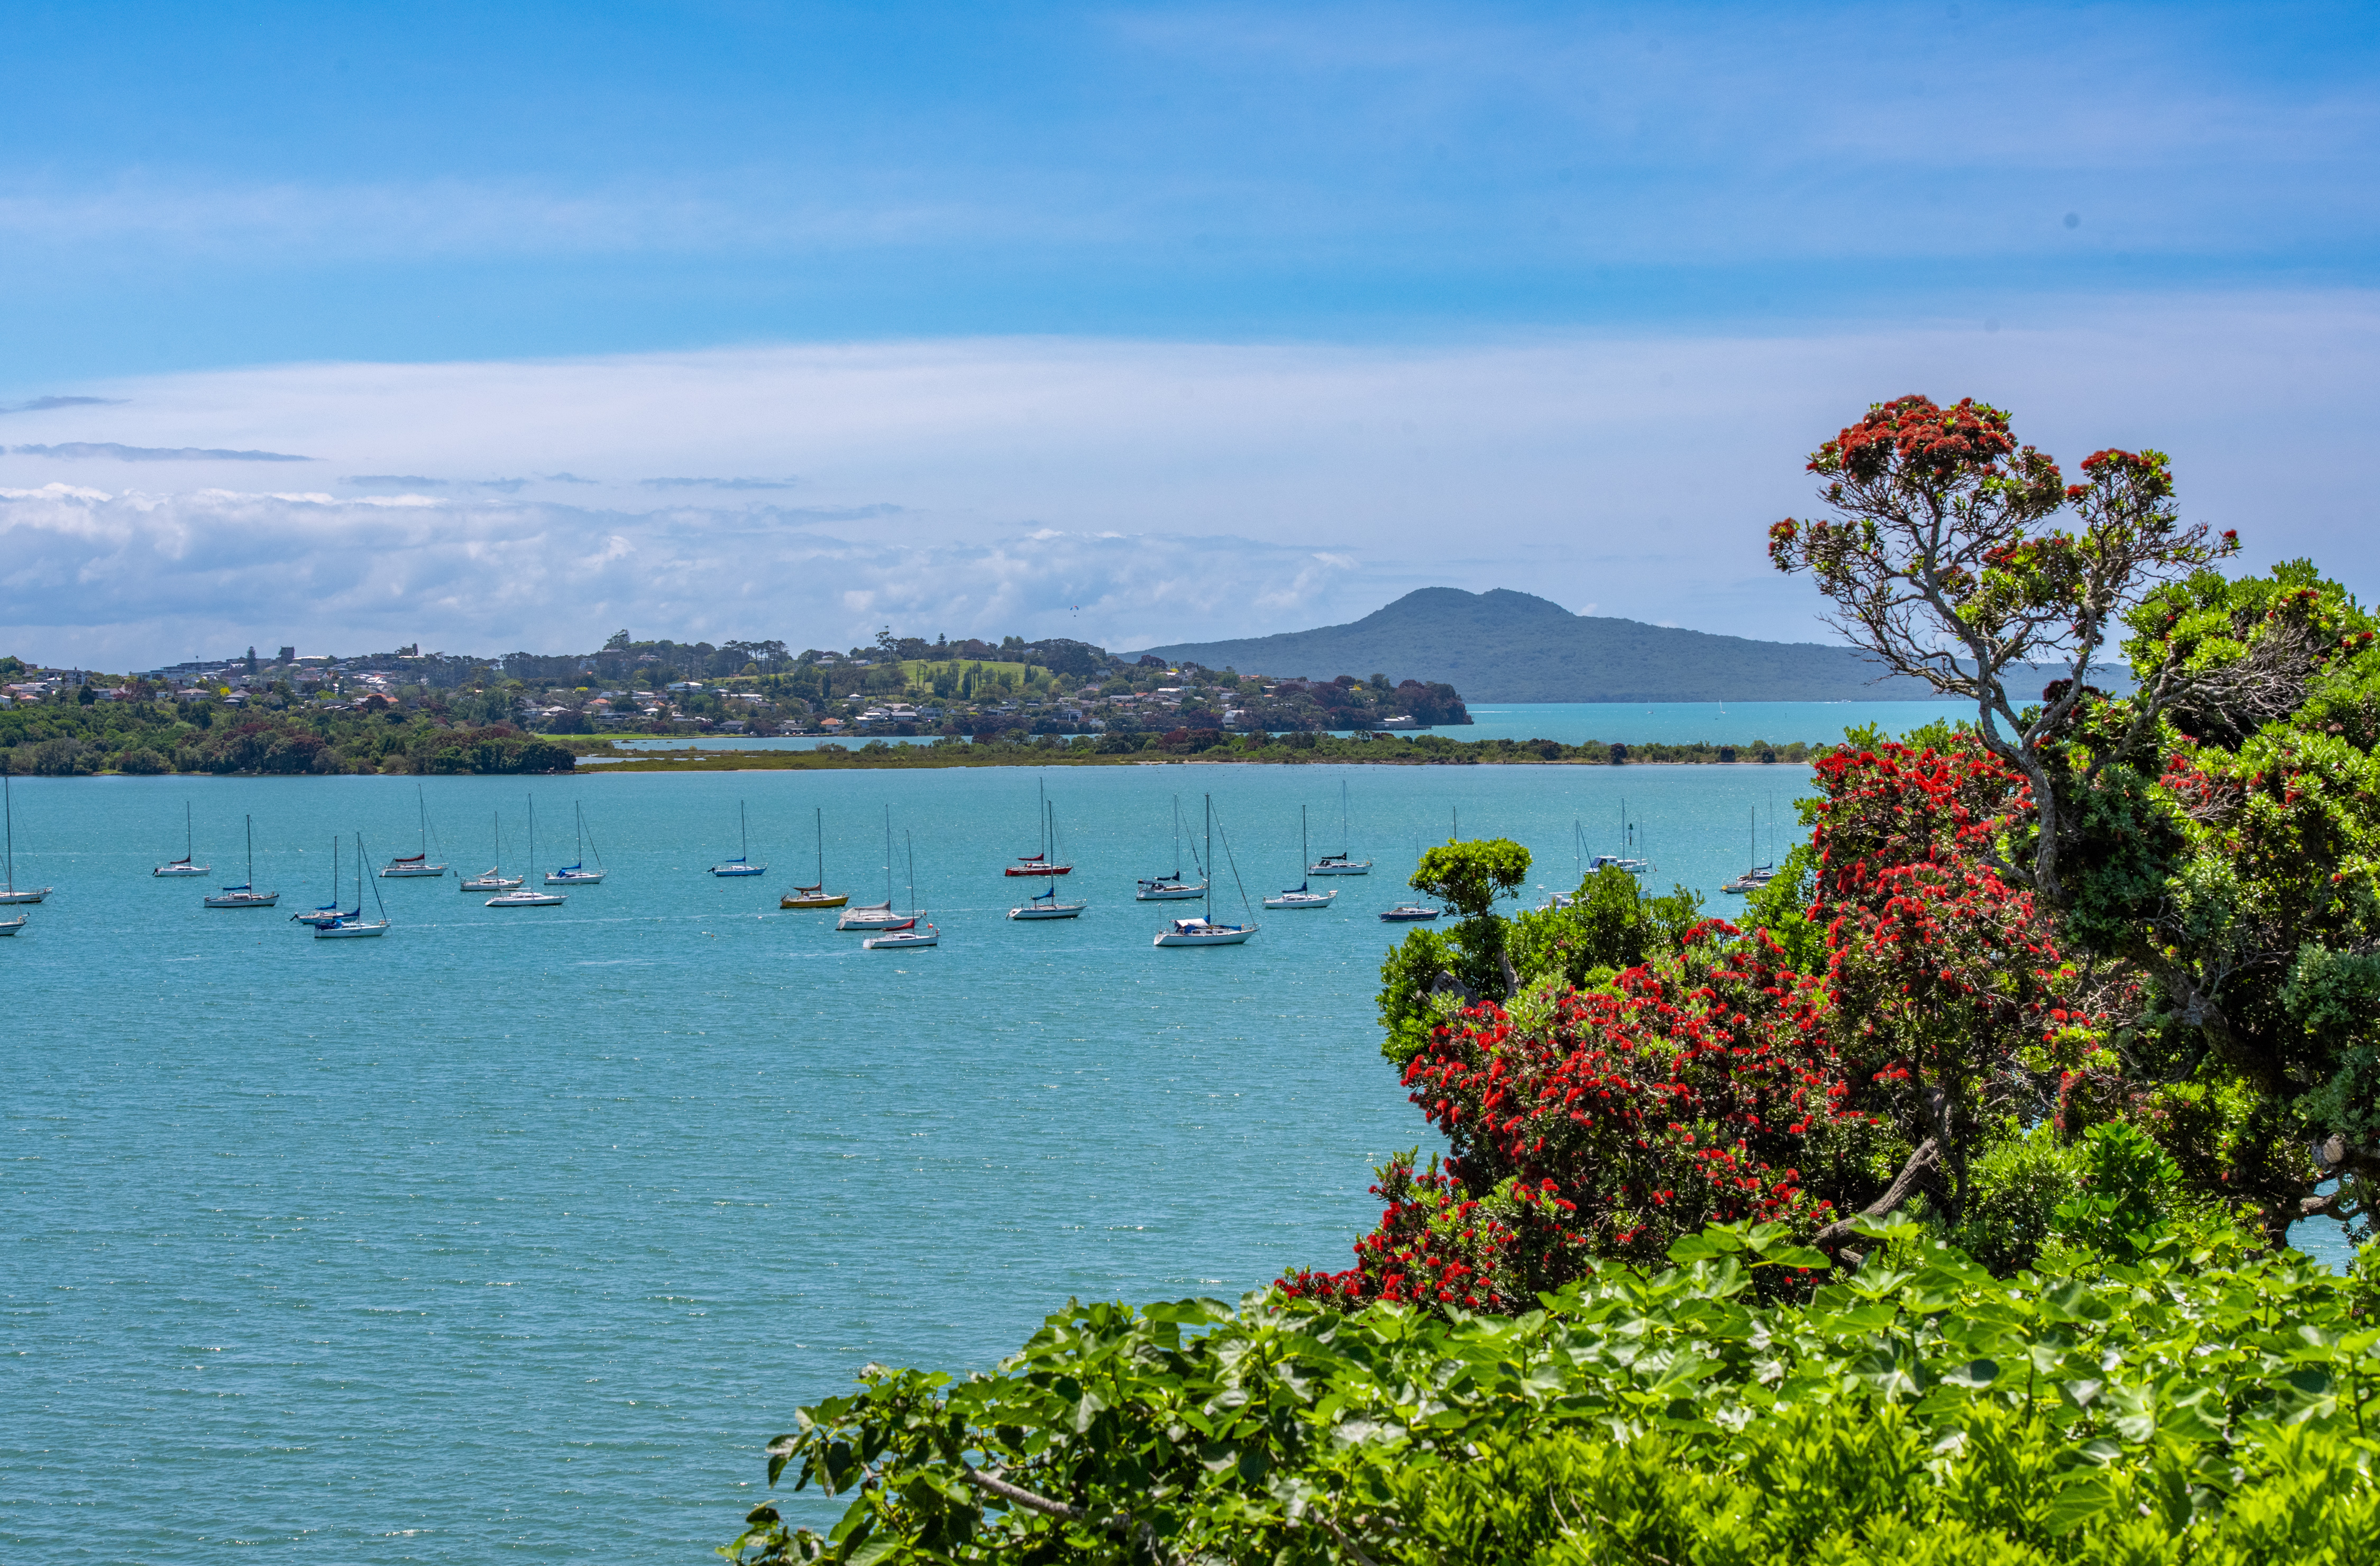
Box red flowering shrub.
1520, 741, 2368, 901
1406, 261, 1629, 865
1290, 740, 2095, 1308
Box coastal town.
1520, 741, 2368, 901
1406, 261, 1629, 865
0, 630, 1471, 747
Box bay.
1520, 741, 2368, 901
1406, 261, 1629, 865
0, 761, 2342, 1562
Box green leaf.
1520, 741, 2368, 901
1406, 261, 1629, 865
2045, 1472, 2120, 1535
1940, 1359, 2000, 1389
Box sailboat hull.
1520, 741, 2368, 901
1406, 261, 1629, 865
1135, 881, 1206, 900
1262, 890, 1335, 908
1304, 861, 1371, 876
487, 890, 567, 907
379, 865, 448, 879
1004, 863, 1072, 877
545, 870, 605, 885
0, 887, 51, 904
781, 891, 848, 908
1008, 902, 1086, 919
315, 919, 390, 938
461, 874, 523, 891
710, 864, 767, 877
863, 927, 938, 949
153, 864, 210, 878
203, 890, 278, 908
1153, 922, 1256, 946
0, 914, 22, 934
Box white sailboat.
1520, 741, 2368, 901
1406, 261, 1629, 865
0, 768, 52, 905
1264, 806, 1336, 908
292, 835, 350, 926
461, 811, 523, 891
838, 806, 915, 929
710, 800, 767, 877
153, 802, 210, 877
318, 832, 392, 937
781, 807, 849, 909
1722, 806, 1776, 894
1008, 799, 1086, 919
381, 785, 450, 877
203, 814, 279, 908
544, 802, 607, 885
1153, 795, 1258, 946
489, 798, 567, 906
1306, 779, 1372, 875
1136, 794, 1209, 900
864, 830, 939, 949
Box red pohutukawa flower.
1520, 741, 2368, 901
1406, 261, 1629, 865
1287, 741, 2091, 1311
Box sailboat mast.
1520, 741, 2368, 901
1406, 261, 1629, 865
884, 805, 893, 906
4, 770, 13, 893
1205, 795, 1214, 921
816, 805, 825, 885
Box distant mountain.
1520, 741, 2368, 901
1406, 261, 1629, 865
1128, 588, 1943, 703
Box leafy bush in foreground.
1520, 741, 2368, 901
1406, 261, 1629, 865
724, 1219, 2380, 1564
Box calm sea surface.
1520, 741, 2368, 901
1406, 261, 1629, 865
1, 762, 2343, 1561
610, 699, 1980, 753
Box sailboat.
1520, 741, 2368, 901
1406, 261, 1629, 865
153, 802, 210, 877
544, 802, 607, 885
1264, 806, 1336, 908
709, 801, 767, 877
1152, 795, 1258, 946
1136, 795, 1209, 900
1585, 796, 1650, 876
780, 807, 849, 908
203, 814, 279, 907
1008, 800, 1086, 919
0, 768, 52, 905
864, 831, 939, 949
838, 806, 914, 929
461, 811, 523, 891
292, 835, 350, 926
1003, 778, 1073, 876
1722, 806, 1776, 894
380, 785, 450, 877
317, 832, 392, 937
1306, 779, 1372, 875
489, 798, 567, 906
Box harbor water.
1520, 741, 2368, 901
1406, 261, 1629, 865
0, 762, 2344, 1561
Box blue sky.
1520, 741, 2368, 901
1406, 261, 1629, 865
3, 2, 2376, 666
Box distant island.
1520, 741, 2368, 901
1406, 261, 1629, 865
1130, 587, 1941, 703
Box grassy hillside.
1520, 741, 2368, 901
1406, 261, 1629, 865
1129, 587, 1940, 703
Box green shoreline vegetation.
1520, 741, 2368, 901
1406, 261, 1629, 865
722, 398, 2380, 1564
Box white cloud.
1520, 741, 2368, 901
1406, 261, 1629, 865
3, 293, 2376, 667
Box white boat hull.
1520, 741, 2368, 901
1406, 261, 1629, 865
1008, 903, 1086, 919
0, 914, 24, 935
1153, 920, 1257, 946
487, 891, 566, 907
380, 865, 448, 878
1306, 861, 1371, 876
204, 891, 278, 908
1262, 891, 1335, 909
837, 906, 911, 931
461, 875, 523, 891
1135, 882, 1207, 900
0, 887, 52, 905
153, 864, 210, 878
864, 928, 939, 949
545, 870, 605, 885
315, 919, 389, 939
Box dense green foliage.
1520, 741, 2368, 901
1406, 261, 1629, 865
1135, 586, 1943, 703
0, 698, 572, 776
727, 1215, 2380, 1564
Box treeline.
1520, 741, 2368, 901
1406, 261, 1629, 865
0, 702, 572, 777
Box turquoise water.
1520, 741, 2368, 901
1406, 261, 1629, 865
1450, 699, 1976, 746
1, 763, 2343, 1561
607, 699, 1979, 754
